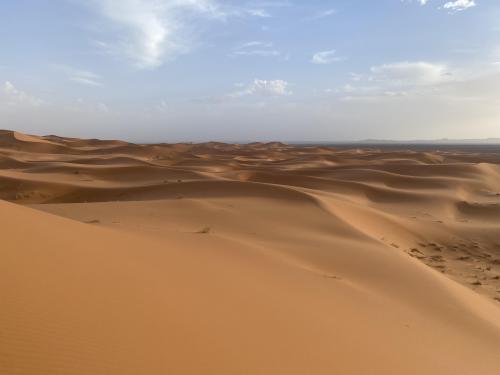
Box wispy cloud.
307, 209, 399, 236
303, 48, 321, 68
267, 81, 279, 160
332, 61, 455, 101
231, 41, 281, 57
305, 8, 337, 21
53, 65, 102, 86
244, 8, 271, 17
370, 61, 452, 86
403, 0, 429, 6
311, 50, 342, 64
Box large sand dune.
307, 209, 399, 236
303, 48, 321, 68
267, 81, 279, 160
1, 130, 500, 374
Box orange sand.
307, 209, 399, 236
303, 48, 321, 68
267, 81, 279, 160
1, 129, 500, 374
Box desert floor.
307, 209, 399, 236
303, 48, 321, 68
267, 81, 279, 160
1, 129, 500, 374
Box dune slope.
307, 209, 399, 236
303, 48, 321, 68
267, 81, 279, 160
2, 200, 500, 374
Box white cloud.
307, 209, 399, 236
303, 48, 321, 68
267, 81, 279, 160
370, 61, 452, 86
311, 50, 342, 65
232, 79, 291, 97
83, 0, 283, 69
250, 79, 290, 96
443, 0, 476, 11
231, 41, 281, 57
407, 0, 476, 12
85, 0, 224, 69
1, 81, 44, 107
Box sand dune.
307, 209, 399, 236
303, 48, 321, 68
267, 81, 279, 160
1, 130, 500, 374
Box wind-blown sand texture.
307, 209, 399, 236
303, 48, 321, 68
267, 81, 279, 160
1, 129, 500, 374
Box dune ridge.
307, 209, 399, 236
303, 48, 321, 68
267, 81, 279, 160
1, 130, 500, 374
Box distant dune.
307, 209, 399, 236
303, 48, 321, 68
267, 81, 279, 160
1, 130, 500, 374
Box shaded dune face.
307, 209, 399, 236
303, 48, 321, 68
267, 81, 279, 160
1, 131, 500, 374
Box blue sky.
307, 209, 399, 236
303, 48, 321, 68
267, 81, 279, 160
1, 0, 499, 142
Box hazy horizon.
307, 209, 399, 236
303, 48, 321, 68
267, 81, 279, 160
5, 127, 500, 146
1, 0, 499, 142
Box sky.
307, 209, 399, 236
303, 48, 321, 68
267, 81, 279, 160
1, 0, 499, 142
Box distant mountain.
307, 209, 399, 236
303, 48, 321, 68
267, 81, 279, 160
355, 138, 500, 145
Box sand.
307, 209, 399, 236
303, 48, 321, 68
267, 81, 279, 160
1, 129, 500, 374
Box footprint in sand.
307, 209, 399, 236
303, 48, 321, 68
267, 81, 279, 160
195, 227, 211, 234
84, 219, 101, 224
323, 274, 342, 280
